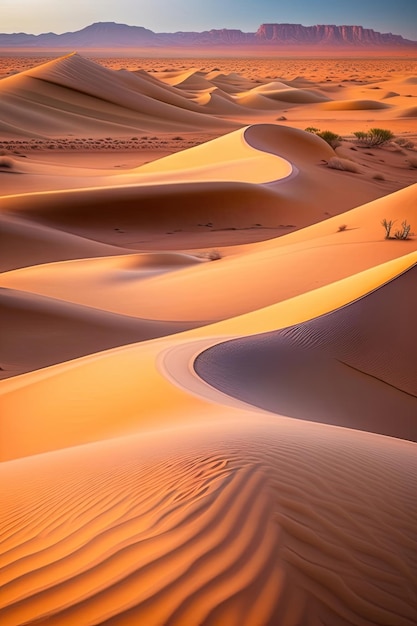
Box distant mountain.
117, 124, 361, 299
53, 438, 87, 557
1, 22, 416, 49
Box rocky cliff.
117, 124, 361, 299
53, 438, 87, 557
0, 22, 415, 49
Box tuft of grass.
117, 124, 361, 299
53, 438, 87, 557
337, 224, 347, 232
354, 128, 394, 147
305, 127, 342, 148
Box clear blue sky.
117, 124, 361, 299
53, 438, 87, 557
2, 0, 417, 40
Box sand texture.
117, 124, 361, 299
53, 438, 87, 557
1, 53, 417, 626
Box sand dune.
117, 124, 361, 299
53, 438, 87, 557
1, 54, 417, 626
319, 99, 392, 110
195, 262, 417, 441
0, 214, 123, 272
0, 54, 235, 137
1, 418, 416, 626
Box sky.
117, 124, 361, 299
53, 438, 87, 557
1, 0, 417, 40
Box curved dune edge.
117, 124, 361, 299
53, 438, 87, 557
0, 124, 295, 190
134, 125, 294, 184
1, 251, 416, 461
0, 419, 416, 626
194, 261, 417, 441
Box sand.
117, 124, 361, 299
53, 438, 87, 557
1, 53, 417, 626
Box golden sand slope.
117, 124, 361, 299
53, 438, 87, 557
1, 418, 416, 626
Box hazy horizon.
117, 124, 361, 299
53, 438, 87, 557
2, 0, 417, 40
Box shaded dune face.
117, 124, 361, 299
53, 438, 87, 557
195, 265, 417, 441
1, 422, 416, 626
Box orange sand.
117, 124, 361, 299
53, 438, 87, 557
1, 53, 417, 626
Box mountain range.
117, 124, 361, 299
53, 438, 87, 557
1, 22, 416, 49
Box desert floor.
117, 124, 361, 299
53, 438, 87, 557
1, 53, 417, 626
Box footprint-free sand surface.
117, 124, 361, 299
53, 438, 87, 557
1, 53, 417, 625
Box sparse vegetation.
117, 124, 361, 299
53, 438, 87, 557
305, 127, 342, 148
381, 218, 394, 239
382, 218, 412, 240
326, 157, 361, 173
394, 220, 411, 240
207, 249, 222, 261
395, 137, 415, 149
338, 224, 347, 232
0, 156, 13, 169
354, 128, 395, 147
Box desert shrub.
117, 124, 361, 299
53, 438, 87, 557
318, 130, 342, 148
305, 127, 341, 148
354, 128, 394, 147
338, 224, 347, 232
207, 249, 222, 261
381, 218, 394, 239
382, 218, 412, 240
394, 220, 411, 240
327, 157, 361, 173
0, 156, 13, 169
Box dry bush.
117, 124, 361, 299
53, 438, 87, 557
206, 249, 222, 261
337, 224, 347, 232
326, 157, 361, 173
0, 156, 14, 169
395, 137, 415, 149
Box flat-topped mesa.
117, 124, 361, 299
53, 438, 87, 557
255, 23, 409, 46
0, 22, 415, 48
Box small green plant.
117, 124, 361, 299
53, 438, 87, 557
305, 127, 341, 148
394, 220, 411, 240
354, 128, 395, 147
381, 218, 394, 239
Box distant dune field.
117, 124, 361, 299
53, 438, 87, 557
1, 53, 417, 626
